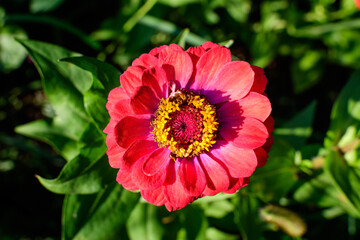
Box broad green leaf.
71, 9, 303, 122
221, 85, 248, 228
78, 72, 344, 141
325, 71, 360, 147
78, 123, 107, 160
205, 228, 238, 240
127, 203, 164, 240
324, 150, 360, 218
139, 15, 207, 46
61, 56, 121, 130
30, 0, 65, 13
37, 154, 115, 194
233, 194, 262, 240
183, 205, 208, 240
61, 56, 120, 93
275, 101, 317, 149
0, 25, 28, 72
294, 172, 359, 217
17, 39, 92, 140
291, 50, 324, 93
324, 30, 360, 68
83, 89, 109, 131
63, 183, 139, 240
249, 138, 297, 202
15, 119, 79, 161
225, 0, 251, 23
158, 0, 200, 7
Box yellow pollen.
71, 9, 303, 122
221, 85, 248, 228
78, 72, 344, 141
151, 89, 218, 159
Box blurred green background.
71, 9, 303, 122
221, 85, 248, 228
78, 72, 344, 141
1, 0, 360, 239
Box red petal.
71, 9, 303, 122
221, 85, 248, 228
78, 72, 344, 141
141, 187, 167, 206
149, 45, 168, 57
225, 177, 249, 194
122, 140, 158, 168
159, 45, 193, 88
131, 155, 168, 190
143, 147, 171, 176
218, 92, 271, 123
263, 134, 274, 153
255, 147, 268, 168
106, 131, 126, 168
132, 53, 159, 69
131, 86, 159, 115
120, 66, 144, 97
164, 161, 195, 211
191, 47, 231, 90
117, 167, 138, 191
220, 117, 269, 149
205, 61, 254, 104
210, 141, 258, 178
115, 116, 151, 148
250, 66, 267, 94
201, 42, 221, 51
178, 157, 206, 196
186, 46, 206, 88
198, 154, 230, 196
142, 67, 169, 98
264, 115, 275, 133
106, 87, 133, 121
238, 92, 271, 121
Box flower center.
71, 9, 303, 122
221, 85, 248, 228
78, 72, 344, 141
151, 89, 218, 159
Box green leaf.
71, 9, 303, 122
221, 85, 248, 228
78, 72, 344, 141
78, 123, 107, 160
15, 39, 94, 160
183, 205, 208, 240
61, 56, 121, 130
325, 70, 360, 147
324, 150, 360, 218
17, 39, 92, 137
233, 194, 262, 240
250, 138, 297, 202
30, 0, 65, 13
0, 25, 28, 72
291, 50, 324, 93
63, 183, 139, 240
15, 119, 79, 161
37, 154, 115, 194
294, 172, 359, 217
83, 89, 109, 131
275, 101, 317, 149
61, 56, 120, 93
127, 203, 164, 240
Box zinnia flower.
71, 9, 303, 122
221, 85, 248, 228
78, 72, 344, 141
355, 0, 360, 9
104, 42, 273, 211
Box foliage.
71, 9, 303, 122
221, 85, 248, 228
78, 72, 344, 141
1, 0, 360, 239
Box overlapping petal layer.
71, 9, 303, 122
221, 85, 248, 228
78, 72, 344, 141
105, 42, 273, 211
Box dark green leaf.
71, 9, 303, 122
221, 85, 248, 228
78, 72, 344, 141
16, 39, 92, 141
30, 0, 65, 13
61, 56, 120, 93
37, 154, 115, 194
63, 183, 139, 240
233, 194, 262, 240
0, 25, 27, 72
324, 150, 360, 218
127, 203, 164, 240
275, 101, 317, 149
15, 119, 79, 161
294, 172, 358, 217
183, 205, 208, 240
325, 70, 360, 147
249, 138, 297, 202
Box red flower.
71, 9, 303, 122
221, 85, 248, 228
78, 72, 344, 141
104, 42, 273, 211
355, 0, 360, 9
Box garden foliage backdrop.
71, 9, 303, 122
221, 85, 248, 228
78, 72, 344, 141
1, 0, 360, 239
